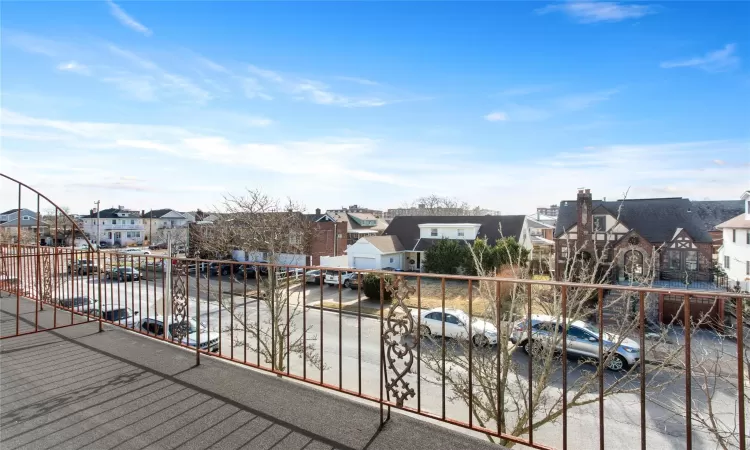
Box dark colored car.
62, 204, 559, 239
149, 242, 168, 250
234, 262, 270, 279
208, 262, 234, 276
67, 260, 99, 275
98, 241, 112, 249
58, 296, 96, 312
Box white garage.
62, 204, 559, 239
346, 235, 405, 270
353, 257, 377, 269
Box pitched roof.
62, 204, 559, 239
142, 209, 178, 219
554, 198, 713, 244
691, 200, 745, 231
81, 208, 140, 219
716, 213, 750, 230
384, 215, 526, 251
526, 217, 555, 229
328, 211, 387, 232
362, 235, 405, 253
0, 208, 37, 216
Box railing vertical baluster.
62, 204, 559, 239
53, 214, 58, 328
442, 277, 446, 421
243, 265, 248, 365
231, 264, 235, 361
16, 184, 21, 334
468, 279, 473, 428
639, 291, 646, 450
684, 292, 692, 450
561, 285, 568, 450
257, 264, 261, 367
598, 288, 604, 450
736, 297, 746, 450
287, 266, 291, 375
302, 265, 307, 379
137, 255, 142, 327
338, 270, 342, 389
34, 195, 40, 331
417, 275, 421, 414
145, 256, 150, 332
162, 256, 166, 341
196, 258, 200, 365
218, 264, 223, 356
527, 282, 533, 445
319, 267, 324, 383
379, 274, 385, 426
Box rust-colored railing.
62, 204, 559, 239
0, 173, 747, 450
1, 245, 748, 450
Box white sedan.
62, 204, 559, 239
410, 307, 498, 346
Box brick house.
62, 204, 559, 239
305, 210, 348, 265
554, 189, 717, 286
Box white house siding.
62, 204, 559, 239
380, 253, 402, 269
719, 227, 750, 291
347, 240, 384, 269
231, 250, 306, 266
417, 224, 481, 240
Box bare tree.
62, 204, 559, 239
403, 194, 473, 216
405, 193, 727, 447
195, 189, 322, 372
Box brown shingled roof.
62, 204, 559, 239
362, 235, 404, 253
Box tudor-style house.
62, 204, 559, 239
554, 189, 718, 287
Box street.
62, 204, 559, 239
40, 273, 748, 449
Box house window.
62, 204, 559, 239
131, 219, 135, 225
733, 229, 736, 243
747, 230, 750, 244
22, 215, 31, 220
747, 261, 750, 276
337, 234, 342, 239
724, 256, 730, 269
389, 257, 394, 263
430, 228, 438, 237
624, 250, 643, 276
112, 219, 117, 225
685, 251, 698, 271
593, 216, 606, 232
560, 246, 569, 259
457, 229, 464, 237
667, 250, 682, 271
136, 232, 141, 238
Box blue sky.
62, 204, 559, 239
1, 1, 748, 214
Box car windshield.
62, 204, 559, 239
168, 319, 200, 336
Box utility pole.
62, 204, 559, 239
95, 201, 100, 246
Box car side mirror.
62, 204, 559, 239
588, 336, 598, 342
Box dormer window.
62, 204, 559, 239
457, 229, 464, 237
430, 228, 438, 237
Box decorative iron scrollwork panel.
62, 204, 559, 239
382, 276, 417, 407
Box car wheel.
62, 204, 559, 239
419, 325, 431, 337
343, 279, 351, 288
523, 339, 542, 356
473, 334, 489, 347
606, 354, 628, 371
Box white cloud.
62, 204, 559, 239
555, 88, 620, 111
536, 2, 657, 23
660, 44, 740, 73
246, 64, 393, 107
56, 61, 91, 76
484, 111, 508, 122
107, 0, 152, 36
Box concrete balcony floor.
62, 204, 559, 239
0, 298, 503, 450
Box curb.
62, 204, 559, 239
305, 303, 382, 320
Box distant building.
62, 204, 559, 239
536, 205, 559, 217
384, 204, 498, 220
326, 205, 383, 217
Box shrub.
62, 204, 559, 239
423, 238, 470, 274
362, 273, 393, 301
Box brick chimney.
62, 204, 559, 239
577, 188, 593, 247
315, 208, 321, 215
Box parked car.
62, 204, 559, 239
67, 260, 99, 275
234, 263, 269, 279
130, 316, 220, 352
324, 270, 357, 288
121, 248, 151, 255
91, 306, 138, 322
98, 241, 112, 249
149, 242, 167, 250
106, 267, 140, 281
411, 307, 498, 347
208, 262, 234, 276
139, 261, 165, 273
347, 273, 363, 290
58, 296, 97, 313
381, 267, 405, 272
509, 314, 641, 371
305, 269, 322, 284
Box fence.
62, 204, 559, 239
1, 244, 748, 450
